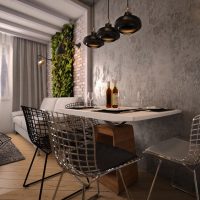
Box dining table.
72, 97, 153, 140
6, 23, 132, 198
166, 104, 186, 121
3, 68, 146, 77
57, 106, 181, 123
57, 106, 182, 194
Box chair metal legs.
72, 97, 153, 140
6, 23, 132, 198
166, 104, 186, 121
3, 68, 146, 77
146, 159, 162, 200
147, 160, 200, 200
171, 166, 195, 196
194, 169, 199, 200
96, 180, 100, 197
53, 172, 90, 200
53, 171, 64, 200
82, 184, 86, 200
119, 169, 131, 200
80, 169, 133, 200
54, 169, 133, 200
171, 165, 200, 200
23, 147, 39, 187
39, 153, 48, 200
81, 180, 99, 200
85, 180, 100, 200
23, 147, 61, 200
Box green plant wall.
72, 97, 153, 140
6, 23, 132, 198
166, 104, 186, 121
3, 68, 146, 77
51, 24, 74, 97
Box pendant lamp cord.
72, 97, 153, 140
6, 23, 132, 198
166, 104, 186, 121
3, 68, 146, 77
108, 0, 110, 23
127, 0, 129, 11
92, 0, 95, 32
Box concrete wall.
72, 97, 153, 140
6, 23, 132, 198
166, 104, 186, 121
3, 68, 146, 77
92, 0, 200, 173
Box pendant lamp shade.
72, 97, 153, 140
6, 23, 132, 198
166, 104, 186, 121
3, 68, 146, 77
97, 0, 120, 43
115, 11, 141, 34
115, 0, 141, 35
83, 31, 104, 48
83, 0, 104, 48
97, 22, 120, 42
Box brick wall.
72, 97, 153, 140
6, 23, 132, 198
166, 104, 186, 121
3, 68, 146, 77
73, 15, 87, 98
47, 42, 52, 97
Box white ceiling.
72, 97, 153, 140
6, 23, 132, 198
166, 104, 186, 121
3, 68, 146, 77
0, 0, 90, 44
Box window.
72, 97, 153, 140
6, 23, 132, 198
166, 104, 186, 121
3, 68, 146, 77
0, 34, 12, 101
0, 47, 9, 99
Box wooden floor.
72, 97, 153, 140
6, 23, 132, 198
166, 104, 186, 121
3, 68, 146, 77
0, 133, 194, 200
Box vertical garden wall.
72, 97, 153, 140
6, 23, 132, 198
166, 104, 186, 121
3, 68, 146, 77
51, 24, 74, 97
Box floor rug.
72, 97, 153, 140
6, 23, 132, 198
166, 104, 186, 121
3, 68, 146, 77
0, 133, 25, 166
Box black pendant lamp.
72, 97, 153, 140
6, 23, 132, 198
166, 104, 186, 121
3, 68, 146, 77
115, 0, 141, 35
83, 0, 104, 48
97, 0, 120, 42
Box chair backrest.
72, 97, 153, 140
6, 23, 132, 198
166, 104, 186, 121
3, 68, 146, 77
65, 101, 84, 108
45, 112, 99, 177
188, 114, 200, 164
54, 97, 80, 112
65, 102, 99, 125
21, 106, 51, 153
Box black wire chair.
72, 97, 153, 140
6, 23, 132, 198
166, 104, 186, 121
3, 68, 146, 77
21, 106, 61, 200
45, 112, 141, 200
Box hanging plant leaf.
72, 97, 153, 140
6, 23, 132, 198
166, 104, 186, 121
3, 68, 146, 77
51, 24, 75, 97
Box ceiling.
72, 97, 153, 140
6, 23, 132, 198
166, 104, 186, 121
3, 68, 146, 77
0, 0, 90, 44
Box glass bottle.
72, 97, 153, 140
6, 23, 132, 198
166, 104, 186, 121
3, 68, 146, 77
112, 81, 118, 108
106, 81, 112, 108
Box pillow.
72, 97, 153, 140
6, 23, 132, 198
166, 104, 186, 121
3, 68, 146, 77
40, 98, 58, 112
12, 111, 23, 118
54, 97, 80, 112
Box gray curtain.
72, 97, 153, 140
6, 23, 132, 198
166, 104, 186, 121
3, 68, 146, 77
12, 37, 47, 111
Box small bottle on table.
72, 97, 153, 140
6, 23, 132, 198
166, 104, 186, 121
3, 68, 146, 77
106, 81, 112, 108
112, 80, 118, 108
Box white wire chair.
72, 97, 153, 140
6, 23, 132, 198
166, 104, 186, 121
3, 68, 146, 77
144, 114, 200, 200
45, 112, 141, 200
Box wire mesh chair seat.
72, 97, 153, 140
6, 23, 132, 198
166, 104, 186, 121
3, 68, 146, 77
144, 114, 200, 200
45, 112, 141, 200
21, 106, 62, 200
